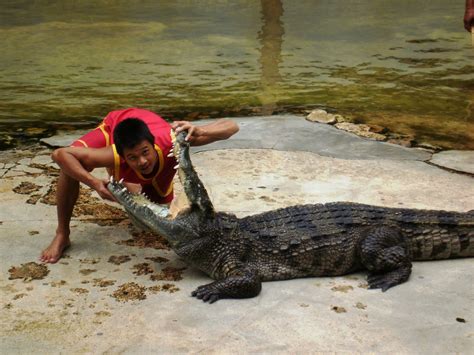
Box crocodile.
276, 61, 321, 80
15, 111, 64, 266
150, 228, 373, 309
107, 131, 474, 303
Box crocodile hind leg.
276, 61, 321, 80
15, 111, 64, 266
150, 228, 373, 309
359, 226, 412, 292
191, 267, 262, 303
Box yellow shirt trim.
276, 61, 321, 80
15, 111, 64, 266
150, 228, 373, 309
152, 178, 174, 197
112, 144, 121, 181
152, 141, 173, 197
77, 139, 88, 147
98, 123, 110, 147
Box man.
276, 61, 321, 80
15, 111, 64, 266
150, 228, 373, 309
466, 0, 474, 32
40, 108, 239, 263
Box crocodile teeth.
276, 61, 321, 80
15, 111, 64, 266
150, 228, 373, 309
119, 178, 124, 184
121, 187, 127, 193
173, 164, 179, 169
167, 152, 174, 157
109, 176, 113, 183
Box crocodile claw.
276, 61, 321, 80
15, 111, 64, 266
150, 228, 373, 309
367, 265, 411, 292
191, 284, 221, 303
367, 275, 394, 292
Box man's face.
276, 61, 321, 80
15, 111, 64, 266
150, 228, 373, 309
122, 140, 158, 176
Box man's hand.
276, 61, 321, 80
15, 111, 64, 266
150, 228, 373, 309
171, 121, 204, 144
465, 0, 474, 32
92, 179, 116, 201
170, 119, 238, 146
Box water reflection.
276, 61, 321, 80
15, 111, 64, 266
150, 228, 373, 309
258, 0, 284, 115
0, 0, 473, 150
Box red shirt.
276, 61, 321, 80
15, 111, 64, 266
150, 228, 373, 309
72, 108, 176, 204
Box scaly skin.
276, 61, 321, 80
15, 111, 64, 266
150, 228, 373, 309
108, 131, 474, 303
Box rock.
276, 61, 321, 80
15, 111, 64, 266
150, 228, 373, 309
13, 181, 42, 195
334, 122, 386, 141
430, 150, 474, 174
13, 166, 43, 174
0, 134, 15, 150
17, 158, 32, 166
387, 138, 413, 148
3, 170, 25, 178
30, 155, 54, 166
306, 109, 339, 125
416, 142, 442, 151
367, 124, 388, 134
40, 130, 89, 148
24, 127, 48, 136
186, 112, 200, 120
333, 114, 344, 123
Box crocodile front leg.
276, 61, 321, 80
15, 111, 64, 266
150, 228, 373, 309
359, 226, 412, 291
172, 131, 214, 216
191, 266, 262, 303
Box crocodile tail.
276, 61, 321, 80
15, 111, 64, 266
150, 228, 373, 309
409, 227, 474, 261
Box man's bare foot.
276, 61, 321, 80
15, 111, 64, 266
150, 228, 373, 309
40, 233, 71, 263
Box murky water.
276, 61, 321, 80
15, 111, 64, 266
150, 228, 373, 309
1, 0, 473, 149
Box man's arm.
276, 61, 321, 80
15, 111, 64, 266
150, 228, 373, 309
465, 0, 474, 32
171, 119, 239, 146
51, 146, 115, 201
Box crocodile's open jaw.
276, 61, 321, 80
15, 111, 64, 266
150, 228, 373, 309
106, 130, 201, 240
107, 177, 197, 247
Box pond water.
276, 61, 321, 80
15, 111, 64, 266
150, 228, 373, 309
1, 0, 473, 150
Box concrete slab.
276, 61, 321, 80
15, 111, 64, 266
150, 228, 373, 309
191, 149, 474, 216
2, 116, 474, 353
430, 150, 474, 175
193, 116, 432, 161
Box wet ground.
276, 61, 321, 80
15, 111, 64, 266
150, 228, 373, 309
1, 116, 473, 353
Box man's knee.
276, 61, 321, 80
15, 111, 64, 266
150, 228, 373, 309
51, 148, 64, 164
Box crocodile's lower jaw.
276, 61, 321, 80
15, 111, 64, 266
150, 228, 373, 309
107, 180, 170, 220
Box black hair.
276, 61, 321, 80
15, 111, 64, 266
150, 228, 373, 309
113, 118, 154, 156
